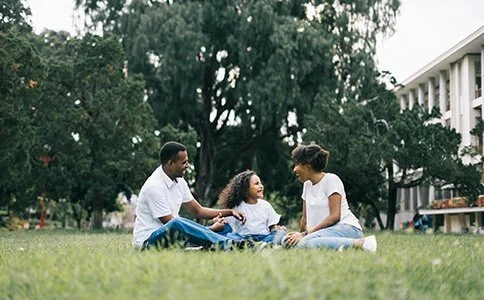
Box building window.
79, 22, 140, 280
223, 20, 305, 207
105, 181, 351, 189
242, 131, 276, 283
475, 61, 482, 99
412, 187, 418, 211
446, 78, 451, 111
474, 115, 483, 153
404, 188, 410, 210
420, 186, 429, 207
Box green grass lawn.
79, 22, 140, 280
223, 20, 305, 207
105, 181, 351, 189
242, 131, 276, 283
1, 230, 482, 299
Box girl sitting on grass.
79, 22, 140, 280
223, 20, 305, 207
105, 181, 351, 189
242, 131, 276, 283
215, 170, 286, 245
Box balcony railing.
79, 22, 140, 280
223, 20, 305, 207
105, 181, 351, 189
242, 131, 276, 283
431, 196, 484, 209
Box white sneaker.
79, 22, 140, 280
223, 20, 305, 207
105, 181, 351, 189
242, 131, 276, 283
362, 235, 377, 253
184, 246, 203, 251
253, 241, 270, 252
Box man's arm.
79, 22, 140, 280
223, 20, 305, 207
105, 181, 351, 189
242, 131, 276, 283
183, 199, 246, 223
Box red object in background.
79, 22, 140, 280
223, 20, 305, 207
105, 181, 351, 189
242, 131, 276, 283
39, 155, 54, 229
477, 196, 484, 207
41, 155, 54, 166
40, 192, 46, 228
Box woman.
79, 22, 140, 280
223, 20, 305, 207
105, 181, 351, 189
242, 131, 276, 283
284, 144, 377, 253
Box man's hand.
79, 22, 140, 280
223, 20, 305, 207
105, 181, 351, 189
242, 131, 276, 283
231, 209, 246, 224
284, 231, 304, 247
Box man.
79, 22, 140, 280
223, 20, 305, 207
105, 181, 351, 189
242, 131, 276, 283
132, 141, 247, 250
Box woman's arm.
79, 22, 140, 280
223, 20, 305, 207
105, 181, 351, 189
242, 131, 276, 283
299, 200, 307, 232
285, 195, 341, 246
284, 200, 307, 246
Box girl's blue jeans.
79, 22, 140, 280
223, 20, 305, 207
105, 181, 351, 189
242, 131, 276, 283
219, 224, 286, 244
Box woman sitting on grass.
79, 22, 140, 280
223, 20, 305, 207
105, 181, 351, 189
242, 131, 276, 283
284, 143, 377, 253
216, 170, 286, 245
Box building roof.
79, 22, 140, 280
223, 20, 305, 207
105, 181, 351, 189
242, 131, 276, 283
395, 25, 484, 95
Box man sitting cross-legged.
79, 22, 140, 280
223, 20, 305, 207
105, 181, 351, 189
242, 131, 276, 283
132, 141, 247, 251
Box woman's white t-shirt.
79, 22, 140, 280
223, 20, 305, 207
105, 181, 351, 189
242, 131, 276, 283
226, 199, 280, 236
302, 173, 362, 230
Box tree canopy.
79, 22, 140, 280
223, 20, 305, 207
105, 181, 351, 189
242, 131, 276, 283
30, 33, 159, 228
75, 0, 401, 206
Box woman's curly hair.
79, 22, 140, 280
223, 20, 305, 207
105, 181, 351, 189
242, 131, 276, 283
218, 170, 255, 209
291, 144, 329, 172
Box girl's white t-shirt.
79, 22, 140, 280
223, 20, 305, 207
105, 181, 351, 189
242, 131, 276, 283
302, 173, 362, 230
226, 199, 280, 236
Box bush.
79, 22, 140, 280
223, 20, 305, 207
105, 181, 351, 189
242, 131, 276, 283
267, 192, 301, 226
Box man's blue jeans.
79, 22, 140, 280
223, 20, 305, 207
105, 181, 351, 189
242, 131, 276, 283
142, 217, 232, 250
295, 223, 363, 250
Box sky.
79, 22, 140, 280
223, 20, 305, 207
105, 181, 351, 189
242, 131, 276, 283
26, 0, 484, 83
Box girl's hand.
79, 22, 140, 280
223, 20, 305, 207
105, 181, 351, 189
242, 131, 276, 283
211, 212, 224, 223
210, 213, 227, 232
272, 225, 287, 231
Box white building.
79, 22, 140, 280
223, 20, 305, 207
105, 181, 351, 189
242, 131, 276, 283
391, 26, 484, 232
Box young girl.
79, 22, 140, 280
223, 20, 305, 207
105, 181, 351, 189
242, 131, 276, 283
216, 170, 286, 244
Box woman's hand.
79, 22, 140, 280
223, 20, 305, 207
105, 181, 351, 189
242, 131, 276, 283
284, 231, 305, 247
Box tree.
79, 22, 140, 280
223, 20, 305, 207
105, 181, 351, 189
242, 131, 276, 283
304, 94, 390, 229
0, 27, 44, 213
0, 0, 32, 33
32, 33, 159, 229
305, 69, 482, 231
382, 105, 482, 229
76, 0, 401, 207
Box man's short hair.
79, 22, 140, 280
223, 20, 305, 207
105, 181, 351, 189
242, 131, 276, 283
159, 141, 187, 164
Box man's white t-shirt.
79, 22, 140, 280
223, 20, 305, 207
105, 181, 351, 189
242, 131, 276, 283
132, 166, 193, 248
226, 199, 280, 236
302, 173, 362, 231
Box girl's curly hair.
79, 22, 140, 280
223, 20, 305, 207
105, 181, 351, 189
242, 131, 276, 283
218, 170, 255, 209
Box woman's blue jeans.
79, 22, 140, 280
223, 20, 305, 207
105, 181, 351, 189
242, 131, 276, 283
142, 217, 232, 250
295, 223, 363, 250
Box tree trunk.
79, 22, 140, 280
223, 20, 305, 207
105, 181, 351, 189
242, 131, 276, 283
386, 163, 398, 230
92, 195, 104, 230
72, 202, 82, 230
195, 127, 216, 206
367, 200, 385, 230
